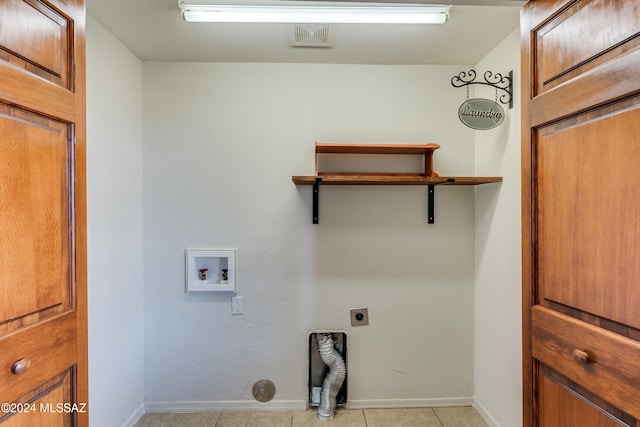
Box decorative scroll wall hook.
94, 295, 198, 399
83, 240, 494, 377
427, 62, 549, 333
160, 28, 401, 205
451, 69, 513, 109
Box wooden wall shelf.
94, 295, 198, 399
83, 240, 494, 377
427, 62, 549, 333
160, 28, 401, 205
292, 175, 502, 186
292, 143, 502, 224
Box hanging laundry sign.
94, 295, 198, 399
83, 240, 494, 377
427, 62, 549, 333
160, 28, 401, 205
458, 98, 505, 130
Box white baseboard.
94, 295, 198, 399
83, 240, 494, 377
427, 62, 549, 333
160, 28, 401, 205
473, 398, 501, 427
121, 404, 145, 427
348, 397, 474, 409
145, 400, 308, 413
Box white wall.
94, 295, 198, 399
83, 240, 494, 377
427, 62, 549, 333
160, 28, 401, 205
142, 63, 481, 410
84, 18, 522, 423
473, 28, 522, 427
86, 16, 146, 427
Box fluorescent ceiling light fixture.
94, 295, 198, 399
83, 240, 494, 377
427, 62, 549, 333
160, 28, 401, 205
178, 3, 451, 24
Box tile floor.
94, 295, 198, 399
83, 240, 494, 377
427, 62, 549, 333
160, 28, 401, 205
135, 406, 489, 427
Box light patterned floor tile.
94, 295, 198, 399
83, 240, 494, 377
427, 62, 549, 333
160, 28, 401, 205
216, 411, 294, 427
133, 406, 489, 427
364, 408, 443, 427
292, 408, 366, 427
434, 407, 489, 427
134, 412, 221, 427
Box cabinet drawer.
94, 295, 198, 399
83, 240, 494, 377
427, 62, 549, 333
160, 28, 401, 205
532, 306, 640, 420
0, 313, 77, 405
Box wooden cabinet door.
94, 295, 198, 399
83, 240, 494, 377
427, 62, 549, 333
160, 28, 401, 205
522, 1, 640, 426
0, 0, 87, 426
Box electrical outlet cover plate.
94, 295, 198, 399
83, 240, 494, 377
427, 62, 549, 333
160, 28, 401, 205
350, 307, 369, 326
231, 296, 244, 315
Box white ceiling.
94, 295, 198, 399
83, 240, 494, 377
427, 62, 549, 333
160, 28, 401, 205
86, 0, 524, 65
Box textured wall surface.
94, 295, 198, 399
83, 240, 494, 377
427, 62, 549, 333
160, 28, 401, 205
87, 15, 145, 427
142, 63, 478, 408
474, 28, 522, 427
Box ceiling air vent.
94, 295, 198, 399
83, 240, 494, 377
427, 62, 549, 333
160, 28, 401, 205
291, 24, 332, 48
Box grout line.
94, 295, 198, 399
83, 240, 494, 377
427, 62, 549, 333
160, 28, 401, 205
214, 411, 222, 427
362, 409, 368, 427
432, 408, 445, 427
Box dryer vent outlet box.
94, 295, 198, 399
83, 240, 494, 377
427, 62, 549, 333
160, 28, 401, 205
308, 332, 347, 406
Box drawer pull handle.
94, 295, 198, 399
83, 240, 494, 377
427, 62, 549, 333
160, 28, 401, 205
572, 349, 589, 364
11, 358, 32, 375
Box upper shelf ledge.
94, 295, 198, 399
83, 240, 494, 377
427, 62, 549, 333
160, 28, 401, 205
314, 142, 440, 155
312, 142, 441, 178
293, 142, 502, 186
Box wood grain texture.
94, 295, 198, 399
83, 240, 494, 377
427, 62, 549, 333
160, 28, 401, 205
0, 108, 72, 327
533, 306, 640, 420
1, 369, 73, 426
522, 1, 640, 426
534, 0, 640, 92
0, 0, 71, 88
314, 142, 441, 177
536, 96, 640, 330
0, 0, 88, 425
292, 175, 502, 185
0, 314, 77, 407
297, 142, 501, 186
538, 371, 626, 427
315, 142, 440, 154
69, 0, 89, 422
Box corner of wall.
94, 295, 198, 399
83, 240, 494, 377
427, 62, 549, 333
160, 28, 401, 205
86, 14, 146, 427
472, 26, 523, 427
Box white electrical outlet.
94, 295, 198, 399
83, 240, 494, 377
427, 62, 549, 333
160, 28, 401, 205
231, 296, 244, 315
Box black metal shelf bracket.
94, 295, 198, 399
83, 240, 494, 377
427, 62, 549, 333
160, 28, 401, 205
313, 177, 322, 224
428, 185, 435, 224
311, 177, 454, 225
428, 178, 455, 224
451, 69, 513, 109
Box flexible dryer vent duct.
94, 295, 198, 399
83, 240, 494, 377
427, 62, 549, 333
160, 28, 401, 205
316, 333, 347, 420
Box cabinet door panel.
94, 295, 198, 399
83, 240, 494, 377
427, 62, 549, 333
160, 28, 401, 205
522, 1, 640, 426
538, 369, 628, 427
535, 98, 640, 329
532, 0, 640, 95
0, 0, 87, 425
0, 0, 72, 87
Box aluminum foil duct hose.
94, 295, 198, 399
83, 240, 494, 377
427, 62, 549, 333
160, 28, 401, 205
316, 333, 346, 421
